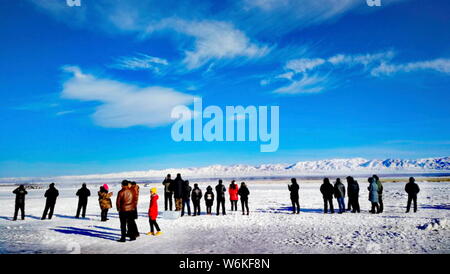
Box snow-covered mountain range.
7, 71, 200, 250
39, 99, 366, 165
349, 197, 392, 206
1, 157, 450, 184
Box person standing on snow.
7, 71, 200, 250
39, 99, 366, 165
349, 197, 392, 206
41, 183, 59, 220
405, 177, 420, 213
368, 177, 379, 214
172, 173, 184, 211
215, 180, 227, 215
204, 185, 215, 215
229, 180, 239, 211
98, 184, 113, 222
288, 178, 300, 214
75, 183, 91, 219
334, 178, 346, 214
347, 176, 360, 213
238, 182, 250, 215
147, 188, 162, 236
181, 180, 192, 217
116, 180, 137, 242
12, 185, 28, 221
130, 181, 140, 238
191, 183, 203, 216
373, 175, 383, 213
320, 178, 334, 214
162, 174, 174, 211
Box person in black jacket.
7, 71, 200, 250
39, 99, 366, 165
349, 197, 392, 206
288, 178, 300, 214
320, 178, 334, 214
334, 178, 346, 214
215, 179, 227, 215
405, 177, 420, 213
162, 174, 174, 211
171, 173, 184, 211
75, 183, 91, 218
191, 183, 203, 216
347, 176, 360, 213
41, 183, 59, 220
238, 182, 250, 215
13, 185, 28, 220
204, 186, 215, 215
181, 180, 192, 217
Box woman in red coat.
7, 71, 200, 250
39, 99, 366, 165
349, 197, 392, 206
229, 180, 239, 211
147, 188, 162, 236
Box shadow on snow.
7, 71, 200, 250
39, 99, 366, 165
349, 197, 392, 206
52, 226, 121, 241
257, 206, 323, 214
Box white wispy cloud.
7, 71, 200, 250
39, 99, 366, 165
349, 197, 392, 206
147, 18, 270, 69
28, 0, 407, 72
371, 58, 450, 76
328, 51, 395, 67
61, 66, 197, 128
272, 73, 328, 94
111, 53, 168, 73
264, 50, 450, 95
56, 110, 75, 116
285, 58, 326, 73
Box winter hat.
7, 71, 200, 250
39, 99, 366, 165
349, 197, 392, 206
151, 187, 157, 194
103, 184, 109, 191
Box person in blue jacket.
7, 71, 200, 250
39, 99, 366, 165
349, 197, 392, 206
368, 177, 379, 214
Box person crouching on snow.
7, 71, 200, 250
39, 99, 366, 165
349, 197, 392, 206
147, 188, 162, 236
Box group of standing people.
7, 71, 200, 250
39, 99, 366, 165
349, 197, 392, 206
162, 174, 251, 216
105, 179, 161, 242
314, 175, 420, 214
10, 175, 422, 241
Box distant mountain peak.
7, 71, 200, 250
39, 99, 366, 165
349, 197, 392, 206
1, 157, 449, 184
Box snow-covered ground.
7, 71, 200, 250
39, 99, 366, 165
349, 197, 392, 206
0, 178, 449, 254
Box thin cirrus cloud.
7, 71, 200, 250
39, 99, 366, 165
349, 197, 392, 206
61, 66, 197, 128
371, 58, 450, 76
272, 74, 329, 95
264, 50, 450, 95
146, 18, 271, 69
110, 53, 169, 73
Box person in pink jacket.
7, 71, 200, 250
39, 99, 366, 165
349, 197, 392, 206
229, 180, 239, 211
147, 188, 162, 236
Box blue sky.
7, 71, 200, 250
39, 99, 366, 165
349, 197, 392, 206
1, 0, 450, 177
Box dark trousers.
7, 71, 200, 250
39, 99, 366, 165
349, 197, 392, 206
349, 196, 360, 213
182, 198, 191, 216
337, 197, 345, 213
230, 200, 238, 211
149, 219, 160, 233
76, 200, 87, 218
323, 197, 334, 213
378, 195, 383, 213
241, 199, 249, 214
164, 192, 173, 211
406, 195, 417, 212
193, 200, 201, 216
206, 202, 213, 214
42, 200, 56, 219
216, 198, 226, 215
14, 202, 25, 220
371, 202, 380, 213
291, 198, 300, 213
131, 209, 139, 236
100, 208, 109, 221
119, 211, 137, 240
